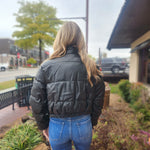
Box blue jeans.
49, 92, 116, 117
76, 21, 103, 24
49, 115, 92, 150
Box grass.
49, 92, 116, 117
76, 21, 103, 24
109, 84, 120, 94
0, 80, 15, 91
0, 122, 42, 150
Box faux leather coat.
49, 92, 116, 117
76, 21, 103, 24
29, 47, 105, 130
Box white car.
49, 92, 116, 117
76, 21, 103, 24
0, 63, 9, 71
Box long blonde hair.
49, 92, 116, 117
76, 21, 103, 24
50, 21, 102, 86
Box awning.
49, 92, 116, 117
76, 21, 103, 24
130, 39, 150, 53
107, 0, 150, 50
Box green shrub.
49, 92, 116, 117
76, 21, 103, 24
27, 57, 37, 65
118, 80, 150, 128
138, 102, 150, 123
130, 83, 143, 104
0, 122, 42, 150
129, 85, 150, 128
118, 80, 144, 104
130, 99, 144, 111
118, 80, 131, 103
130, 88, 140, 104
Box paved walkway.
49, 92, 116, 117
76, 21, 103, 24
0, 103, 31, 128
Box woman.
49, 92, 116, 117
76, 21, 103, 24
29, 21, 105, 150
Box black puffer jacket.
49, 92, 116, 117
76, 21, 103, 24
29, 47, 105, 130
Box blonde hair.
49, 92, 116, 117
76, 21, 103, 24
50, 21, 102, 86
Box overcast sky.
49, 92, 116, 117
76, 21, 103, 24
0, 0, 130, 58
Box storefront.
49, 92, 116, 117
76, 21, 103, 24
107, 0, 150, 86
138, 48, 150, 84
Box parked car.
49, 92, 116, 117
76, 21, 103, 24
96, 58, 128, 74
0, 63, 9, 71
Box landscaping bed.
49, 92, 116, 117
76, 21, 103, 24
0, 81, 150, 150
33, 93, 150, 150
91, 94, 141, 150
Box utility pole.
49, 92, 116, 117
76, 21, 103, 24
86, 0, 89, 53
99, 48, 101, 66
49, 0, 89, 52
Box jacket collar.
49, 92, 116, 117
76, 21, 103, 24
66, 46, 78, 54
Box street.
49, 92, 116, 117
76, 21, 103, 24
0, 67, 38, 82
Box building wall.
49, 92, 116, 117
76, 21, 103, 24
130, 31, 150, 82
0, 39, 14, 54
129, 51, 139, 82
131, 31, 150, 48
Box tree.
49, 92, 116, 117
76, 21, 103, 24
12, 0, 62, 64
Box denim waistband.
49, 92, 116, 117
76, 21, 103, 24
50, 114, 90, 121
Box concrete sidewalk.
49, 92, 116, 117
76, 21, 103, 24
0, 103, 31, 128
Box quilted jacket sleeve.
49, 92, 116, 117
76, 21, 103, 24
29, 66, 49, 130
91, 76, 105, 127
